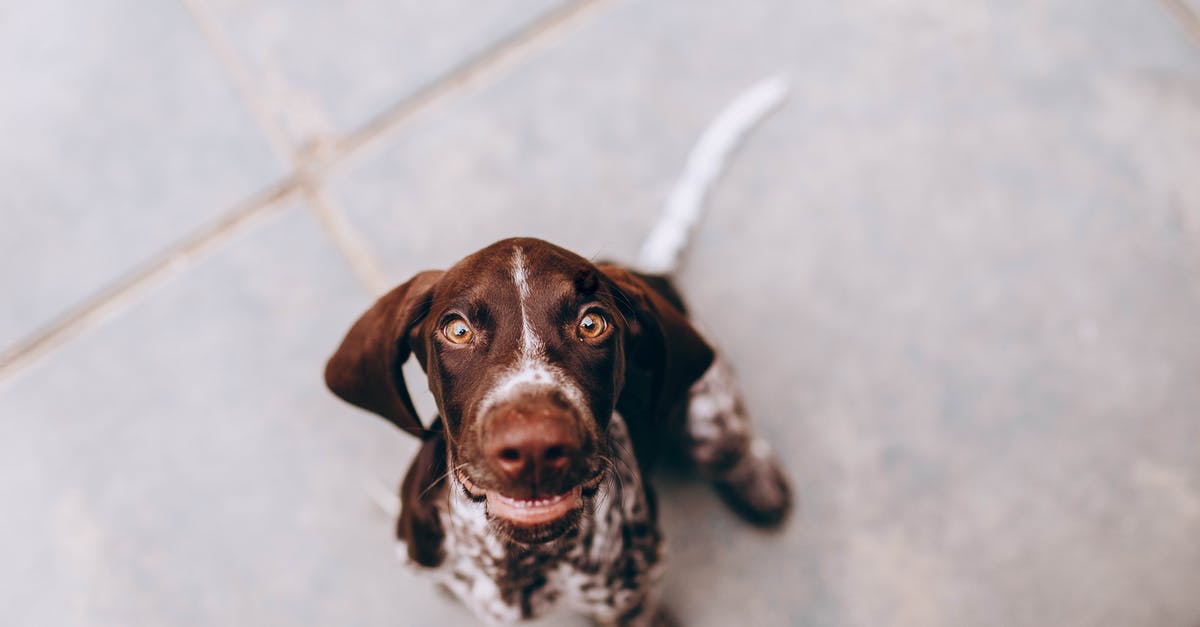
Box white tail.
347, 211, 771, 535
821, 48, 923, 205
637, 75, 789, 275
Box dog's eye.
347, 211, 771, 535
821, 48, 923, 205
443, 318, 474, 344
577, 312, 608, 340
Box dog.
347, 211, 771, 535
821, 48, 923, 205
325, 237, 791, 625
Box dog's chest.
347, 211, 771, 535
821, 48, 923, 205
431, 414, 661, 624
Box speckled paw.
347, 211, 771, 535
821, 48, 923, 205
713, 451, 792, 528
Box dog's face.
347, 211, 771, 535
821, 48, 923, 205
415, 241, 625, 542
326, 237, 713, 546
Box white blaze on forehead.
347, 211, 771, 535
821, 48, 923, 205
477, 246, 587, 418
511, 247, 542, 358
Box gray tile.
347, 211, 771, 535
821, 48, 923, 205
199, 0, 571, 146
0, 0, 284, 354
331, 0, 1200, 625
0, 209, 479, 626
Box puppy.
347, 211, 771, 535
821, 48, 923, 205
325, 237, 790, 625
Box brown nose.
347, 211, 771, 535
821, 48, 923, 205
484, 398, 581, 485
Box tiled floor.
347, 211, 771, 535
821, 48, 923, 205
3, 1, 1200, 626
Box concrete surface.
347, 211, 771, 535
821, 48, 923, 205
0, 0, 284, 351
3, 1, 1200, 626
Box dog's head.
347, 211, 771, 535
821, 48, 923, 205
325, 238, 711, 544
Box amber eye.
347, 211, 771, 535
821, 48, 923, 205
577, 311, 608, 340
442, 318, 474, 344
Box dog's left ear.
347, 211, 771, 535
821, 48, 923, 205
324, 270, 444, 438
598, 264, 714, 444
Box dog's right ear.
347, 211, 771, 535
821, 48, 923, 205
324, 270, 444, 438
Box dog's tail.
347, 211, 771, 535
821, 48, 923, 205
636, 75, 789, 275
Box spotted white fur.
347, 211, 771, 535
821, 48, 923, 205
413, 413, 663, 625
686, 356, 785, 507
686, 356, 751, 468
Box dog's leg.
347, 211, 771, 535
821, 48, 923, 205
396, 426, 448, 567
685, 356, 792, 526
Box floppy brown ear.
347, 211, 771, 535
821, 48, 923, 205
599, 264, 714, 457
324, 270, 444, 438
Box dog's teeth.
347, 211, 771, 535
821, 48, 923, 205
497, 492, 569, 510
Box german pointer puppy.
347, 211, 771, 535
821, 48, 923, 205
325, 238, 790, 625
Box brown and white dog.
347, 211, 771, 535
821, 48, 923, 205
325, 237, 791, 625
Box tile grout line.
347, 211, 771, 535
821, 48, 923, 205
178, 0, 617, 296
320, 0, 616, 176
306, 183, 393, 297
183, 0, 615, 291
1160, 0, 1200, 45
180, 0, 296, 165
0, 0, 306, 383
181, 0, 390, 297
0, 179, 302, 383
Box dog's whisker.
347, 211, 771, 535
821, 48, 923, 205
594, 454, 628, 510
417, 461, 471, 500
609, 437, 640, 476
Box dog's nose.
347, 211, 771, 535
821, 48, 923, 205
485, 402, 581, 485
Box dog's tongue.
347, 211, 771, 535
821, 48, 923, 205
487, 487, 582, 525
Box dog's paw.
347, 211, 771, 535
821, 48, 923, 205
713, 439, 792, 528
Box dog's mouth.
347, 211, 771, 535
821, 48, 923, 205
457, 470, 604, 543
486, 487, 582, 526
